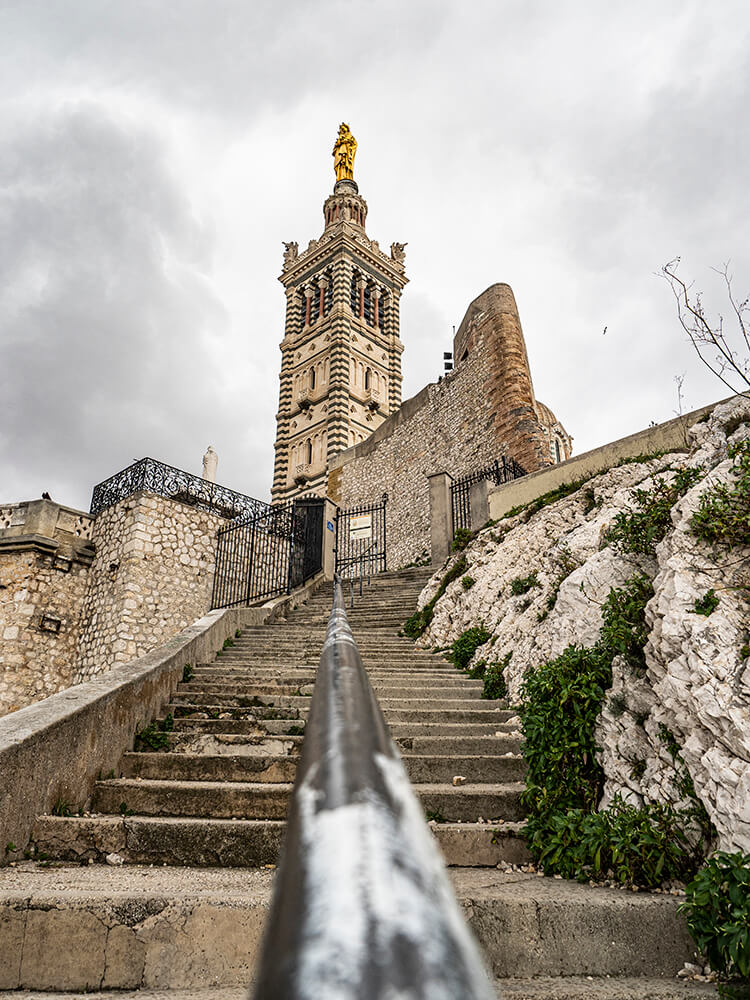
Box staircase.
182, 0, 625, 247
2, 568, 713, 997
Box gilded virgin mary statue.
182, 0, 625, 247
332, 123, 357, 181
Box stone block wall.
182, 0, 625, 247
328, 335, 500, 569
0, 501, 94, 715
327, 282, 569, 568
75, 492, 225, 680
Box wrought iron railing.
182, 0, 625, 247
89, 457, 270, 522
451, 456, 526, 535
251, 576, 495, 999
211, 498, 324, 609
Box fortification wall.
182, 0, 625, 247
328, 283, 566, 568
0, 501, 94, 715
328, 329, 500, 568
75, 493, 224, 680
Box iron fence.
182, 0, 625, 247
451, 456, 526, 535
335, 494, 387, 578
89, 457, 269, 522
210, 498, 324, 609
251, 575, 495, 1000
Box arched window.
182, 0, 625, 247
310, 367, 316, 390
306, 439, 313, 465
364, 368, 371, 390
554, 439, 562, 464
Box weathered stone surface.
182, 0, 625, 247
417, 398, 750, 852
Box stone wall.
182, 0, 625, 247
0, 501, 94, 715
328, 329, 500, 569
327, 282, 570, 569
75, 492, 224, 680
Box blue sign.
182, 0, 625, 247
327, 520, 334, 532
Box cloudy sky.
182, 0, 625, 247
2, 1, 749, 510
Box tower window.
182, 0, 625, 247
364, 368, 371, 390
310, 367, 316, 390
306, 439, 313, 464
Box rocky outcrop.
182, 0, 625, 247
416, 397, 750, 852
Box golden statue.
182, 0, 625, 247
332, 122, 357, 181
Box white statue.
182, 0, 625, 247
202, 445, 218, 483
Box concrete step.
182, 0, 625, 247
0, 865, 706, 991
121, 752, 525, 785
0, 984, 718, 1000
171, 692, 493, 712
89, 778, 524, 823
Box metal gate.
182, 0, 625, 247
450, 456, 527, 535
211, 498, 324, 609
335, 494, 387, 579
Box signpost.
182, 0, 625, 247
349, 514, 372, 541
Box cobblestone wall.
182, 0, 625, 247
0, 502, 94, 716
75, 492, 224, 680
329, 338, 499, 568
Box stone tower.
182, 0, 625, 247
271, 151, 408, 503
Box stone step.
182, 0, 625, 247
185, 674, 482, 693
89, 778, 524, 823
120, 752, 525, 785
171, 692, 493, 712
0, 984, 718, 1000
167, 704, 512, 726
32, 814, 528, 869
0, 865, 705, 991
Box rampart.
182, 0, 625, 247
328, 283, 562, 568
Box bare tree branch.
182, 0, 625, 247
661, 258, 750, 398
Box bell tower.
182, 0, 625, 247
271, 125, 408, 503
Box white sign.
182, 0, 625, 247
350, 514, 372, 541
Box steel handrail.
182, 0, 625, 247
251, 575, 495, 999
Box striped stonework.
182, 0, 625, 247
271, 178, 408, 504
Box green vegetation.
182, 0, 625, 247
461, 574, 475, 590
235, 629, 242, 638
425, 808, 447, 823
691, 438, 750, 549
5, 842, 17, 854
448, 626, 491, 671
134, 714, 174, 752
510, 571, 540, 596
402, 555, 468, 638
52, 799, 72, 817
222, 637, 235, 650
287, 724, 306, 736
451, 528, 475, 552
691, 589, 721, 616
604, 468, 702, 556
482, 653, 510, 700
502, 476, 593, 521
182, 663, 194, 682
521, 573, 709, 888
681, 852, 750, 997
533, 796, 700, 889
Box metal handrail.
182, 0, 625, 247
251, 575, 495, 1000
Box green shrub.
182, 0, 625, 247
521, 572, 709, 886
510, 571, 540, 596
134, 715, 173, 752
182, 663, 194, 682
461, 575, 475, 590
402, 556, 468, 638
531, 797, 700, 889
598, 573, 653, 672
450, 626, 491, 670
451, 527, 475, 552
691, 438, 750, 549
681, 852, 750, 993
604, 467, 702, 555
691, 589, 720, 616
482, 653, 510, 700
